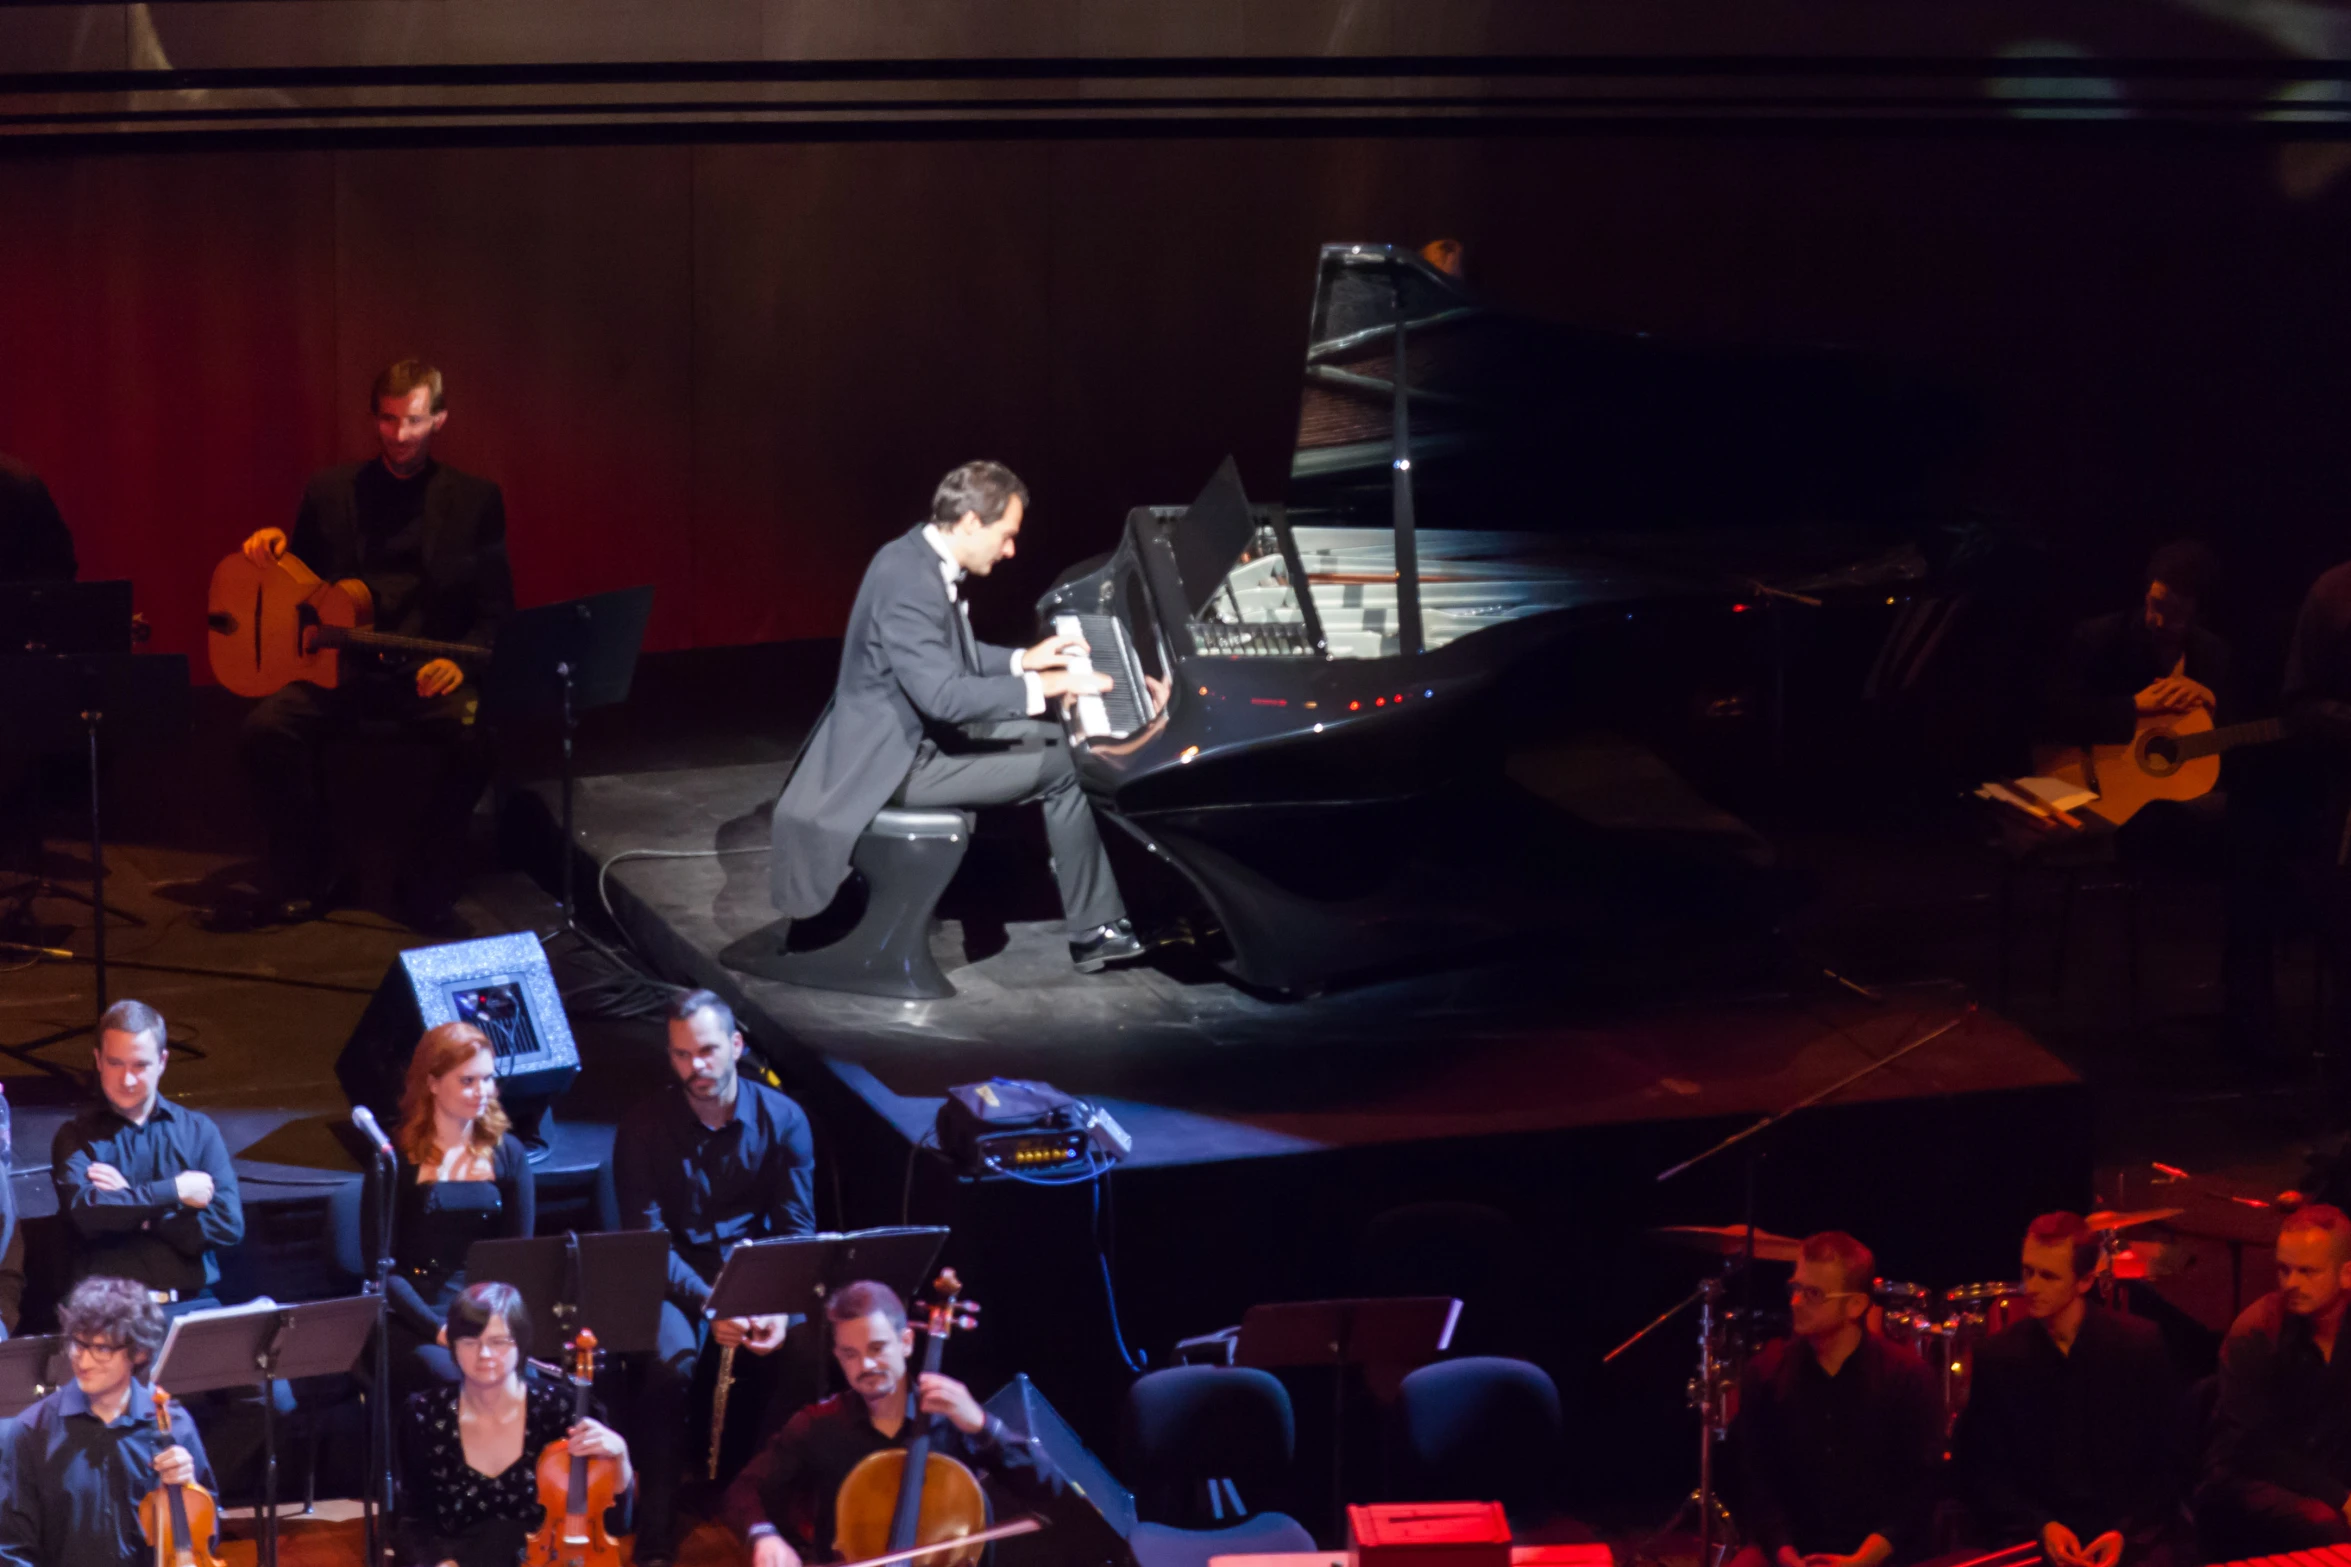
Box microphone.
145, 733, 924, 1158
350, 1106, 395, 1163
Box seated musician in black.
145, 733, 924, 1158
397, 1281, 634, 1567
224, 358, 511, 933
364, 1021, 536, 1396
0, 1275, 216, 1567
51, 999, 244, 1311
2197, 1204, 2351, 1555
1729, 1231, 1942, 1567
1954, 1212, 2181, 1567
614, 989, 816, 1565
769, 459, 1149, 973
2047, 540, 2230, 758
723, 1280, 1061, 1567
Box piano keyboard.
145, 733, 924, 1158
2218, 1550, 2351, 1567
1054, 612, 1148, 740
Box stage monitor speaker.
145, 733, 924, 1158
336, 933, 580, 1154
983, 1373, 1136, 1567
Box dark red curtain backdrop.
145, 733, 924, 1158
3, 133, 2349, 672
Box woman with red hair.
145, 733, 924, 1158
362, 1021, 535, 1394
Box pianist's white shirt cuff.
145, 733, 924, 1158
1021, 670, 1045, 716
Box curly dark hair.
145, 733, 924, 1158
59, 1275, 167, 1369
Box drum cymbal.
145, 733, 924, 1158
2085, 1207, 2185, 1233
1654, 1224, 1804, 1264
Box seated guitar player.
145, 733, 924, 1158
209, 359, 512, 934
2041, 539, 2285, 1053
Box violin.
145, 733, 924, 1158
527, 1330, 628, 1567
138, 1386, 224, 1567
833, 1271, 991, 1567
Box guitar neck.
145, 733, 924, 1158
319, 626, 485, 663
2172, 716, 2287, 762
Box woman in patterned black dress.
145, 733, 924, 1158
396, 1281, 635, 1567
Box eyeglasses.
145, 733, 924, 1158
68, 1338, 130, 1361
458, 1336, 519, 1355
1785, 1285, 1867, 1306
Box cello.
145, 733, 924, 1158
138, 1386, 225, 1567
832, 1271, 1005, 1567
528, 1330, 628, 1567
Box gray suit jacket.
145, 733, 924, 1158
771, 526, 1030, 917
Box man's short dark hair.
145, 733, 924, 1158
445, 1280, 531, 1358
371, 358, 446, 414
59, 1275, 167, 1369
2147, 539, 2219, 608
96, 999, 166, 1051
1799, 1231, 1877, 1295
2025, 1211, 2100, 1280
825, 1279, 908, 1335
931, 462, 1029, 529
669, 987, 737, 1039
2283, 1203, 2351, 1264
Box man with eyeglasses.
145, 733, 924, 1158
51, 998, 244, 1312
0, 1274, 217, 1567
1953, 1212, 2181, 1567
1729, 1231, 1942, 1567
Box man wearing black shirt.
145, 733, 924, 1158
226, 359, 512, 931
1730, 1231, 1942, 1567
1955, 1213, 2180, 1567
50, 999, 244, 1307
0, 453, 73, 583
723, 1280, 1060, 1567
2197, 1204, 2351, 1555
0, 1274, 216, 1567
615, 989, 818, 1564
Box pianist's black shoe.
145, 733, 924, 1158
1070, 919, 1145, 973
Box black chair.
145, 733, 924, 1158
724, 806, 975, 999
1121, 1366, 1318, 1567
1392, 1357, 1569, 1535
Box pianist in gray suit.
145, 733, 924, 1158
771, 461, 1145, 972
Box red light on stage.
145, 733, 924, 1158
1374, 697, 1385, 706
1393, 694, 1403, 703
1250, 697, 1287, 706
1731, 603, 1749, 613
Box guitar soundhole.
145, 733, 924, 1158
2143, 735, 2178, 775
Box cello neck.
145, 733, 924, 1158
153, 1388, 198, 1567
565, 1332, 598, 1526
885, 1303, 956, 1552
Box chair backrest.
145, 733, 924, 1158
1394, 1357, 1564, 1522
1120, 1365, 1297, 1527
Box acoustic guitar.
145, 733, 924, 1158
205, 550, 486, 698
2029, 705, 2288, 827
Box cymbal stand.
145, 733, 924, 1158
1612, 1271, 1740, 1567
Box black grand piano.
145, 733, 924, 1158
1039, 244, 1970, 995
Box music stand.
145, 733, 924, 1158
0, 650, 190, 1072
0, 1333, 68, 1418
478, 586, 654, 935
464, 1230, 674, 1356
152, 1295, 378, 1567
1233, 1297, 1461, 1539
704, 1226, 951, 1325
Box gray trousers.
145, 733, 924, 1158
896, 721, 1125, 934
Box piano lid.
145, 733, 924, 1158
1285, 242, 1976, 568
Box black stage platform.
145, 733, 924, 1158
519, 759, 2092, 1502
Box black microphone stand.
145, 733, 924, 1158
362, 1137, 397, 1567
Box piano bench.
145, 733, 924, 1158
733, 807, 975, 1000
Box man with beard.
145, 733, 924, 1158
722, 1280, 1061, 1567
614, 988, 816, 1566
1954, 1212, 2181, 1567
2198, 1204, 2351, 1554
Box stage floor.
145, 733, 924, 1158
534, 761, 2079, 1171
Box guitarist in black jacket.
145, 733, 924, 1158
217, 360, 513, 932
